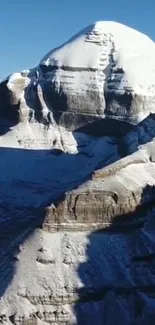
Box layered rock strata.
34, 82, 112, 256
0, 21, 155, 324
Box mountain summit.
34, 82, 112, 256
1, 21, 155, 133
1, 22, 155, 324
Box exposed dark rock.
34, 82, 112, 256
0, 21, 155, 325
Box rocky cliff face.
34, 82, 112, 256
0, 21, 155, 324
1, 21, 155, 131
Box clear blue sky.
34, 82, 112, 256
0, 0, 154, 80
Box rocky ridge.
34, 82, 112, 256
1, 21, 155, 132
0, 21, 155, 324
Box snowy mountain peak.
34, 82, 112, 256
1, 22, 155, 323
39, 21, 155, 124
1, 21, 155, 136
41, 20, 155, 68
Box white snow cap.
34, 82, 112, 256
41, 21, 155, 96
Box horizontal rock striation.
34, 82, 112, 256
1, 21, 155, 131
1, 21, 155, 325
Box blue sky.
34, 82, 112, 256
0, 0, 154, 79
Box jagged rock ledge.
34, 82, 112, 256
1, 21, 155, 325
1, 21, 155, 131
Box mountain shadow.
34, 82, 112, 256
0, 112, 155, 323
0, 80, 20, 135
0, 134, 119, 298
75, 184, 155, 325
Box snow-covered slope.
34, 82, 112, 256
1, 21, 155, 133
41, 21, 155, 99
1, 117, 155, 324
38, 21, 155, 123
1, 21, 155, 324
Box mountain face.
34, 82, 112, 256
0, 21, 155, 324
1, 21, 155, 132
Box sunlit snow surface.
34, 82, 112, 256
0, 21, 155, 324
41, 21, 155, 96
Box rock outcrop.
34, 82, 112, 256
0, 21, 155, 324
1, 21, 155, 131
